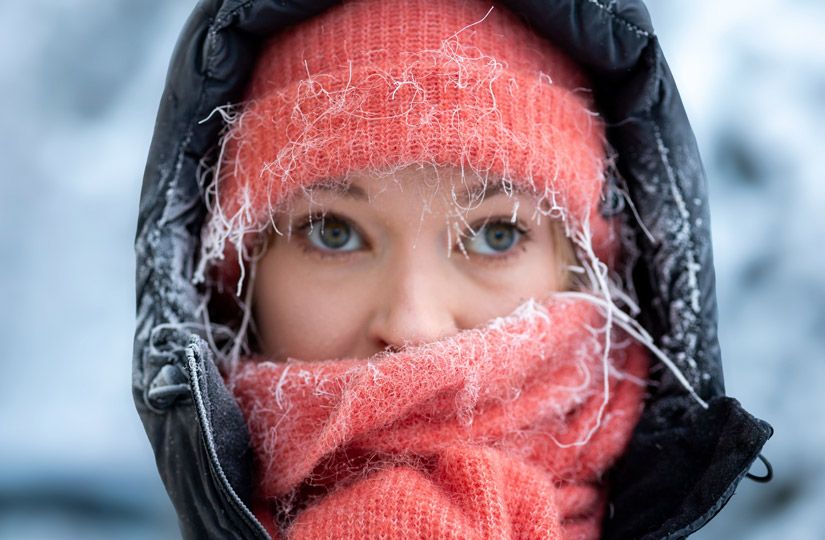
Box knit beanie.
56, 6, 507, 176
196, 0, 616, 290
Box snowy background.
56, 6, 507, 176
0, 0, 822, 538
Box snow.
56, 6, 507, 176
0, 1, 191, 537
0, 0, 822, 537
645, 1, 825, 538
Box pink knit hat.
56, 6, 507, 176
198, 0, 615, 288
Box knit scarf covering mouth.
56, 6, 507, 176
229, 297, 649, 539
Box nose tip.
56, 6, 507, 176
368, 273, 459, 354
372, 304, 458, 352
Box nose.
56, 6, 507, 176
367, 254, 460, 353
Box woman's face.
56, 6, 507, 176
252, 165, 574, 362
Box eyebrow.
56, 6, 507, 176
305, 182, 369, 201
305, 178, 529, 204
453, 181, 529, 206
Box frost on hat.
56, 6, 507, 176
195, 0, 617, 291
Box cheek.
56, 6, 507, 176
456, 237, 563, 325
520, 242, 565, 293
513, 224, 568, 296
253, 246, 368, 362
492, 253, 559, 301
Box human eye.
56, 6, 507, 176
297, 212, 366, 257
460, 217, 531, 259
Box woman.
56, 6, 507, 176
133, 0, 772, 538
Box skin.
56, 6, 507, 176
251, 164, 575, 362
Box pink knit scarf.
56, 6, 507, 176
229, 298, 649, 539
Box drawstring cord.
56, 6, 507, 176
746, 453, 773, 483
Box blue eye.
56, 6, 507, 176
305, 214, 364, 252
464, 220, 526, 255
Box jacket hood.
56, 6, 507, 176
134, 1, 773, 538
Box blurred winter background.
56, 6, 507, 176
0, 0, 822, 538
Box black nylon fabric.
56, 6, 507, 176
133, 1, 773, 538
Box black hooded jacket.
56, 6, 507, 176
133, 1, 773, 538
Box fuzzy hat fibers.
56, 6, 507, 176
197, 0, 616, 287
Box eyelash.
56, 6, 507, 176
456, 218, 532, 265
295, 212, 366, 261
293, 212, 532, 264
